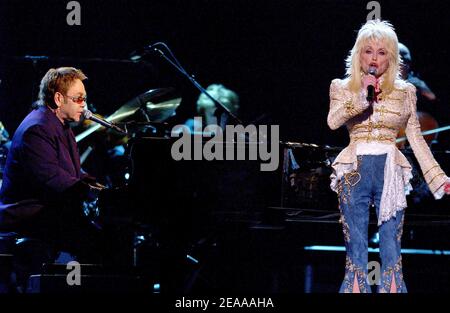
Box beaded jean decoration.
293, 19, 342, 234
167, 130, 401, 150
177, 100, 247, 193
338, 154, 407, 293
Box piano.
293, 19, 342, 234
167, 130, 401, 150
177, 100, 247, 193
95, 136, 281, 244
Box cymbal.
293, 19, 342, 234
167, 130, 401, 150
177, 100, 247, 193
104, 87, 181, 124
76, 88, 181, 142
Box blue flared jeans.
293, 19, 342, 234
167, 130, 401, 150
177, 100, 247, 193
338, 154, 407, 293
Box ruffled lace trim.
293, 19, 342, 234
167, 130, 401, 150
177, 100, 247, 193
331, 143, 412, 225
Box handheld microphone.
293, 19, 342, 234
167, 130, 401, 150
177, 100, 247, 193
366, 66, 378, 102
82, 109, 127, 134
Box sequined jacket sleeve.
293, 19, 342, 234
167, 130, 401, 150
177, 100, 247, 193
327, 79, 370, 130
404, 83, 448, 197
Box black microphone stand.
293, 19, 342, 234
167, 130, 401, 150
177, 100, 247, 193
145, 42, 243, 126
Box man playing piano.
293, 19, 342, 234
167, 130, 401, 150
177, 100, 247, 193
0, 67, 108, 278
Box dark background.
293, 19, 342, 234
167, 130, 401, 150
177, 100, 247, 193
0, 0, 449, 147
1, 0, 450, 294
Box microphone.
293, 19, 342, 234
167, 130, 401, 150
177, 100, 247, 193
366, 66, 378, 102
130, 43, 158, 62
82, 109, 127, 134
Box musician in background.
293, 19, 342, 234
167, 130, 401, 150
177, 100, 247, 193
184, 83, 240, 132
399, 43, 436, 103
398, 42, 442, 146
0, 67, 107, 284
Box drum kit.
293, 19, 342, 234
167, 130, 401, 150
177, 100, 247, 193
75, 87, 182, 143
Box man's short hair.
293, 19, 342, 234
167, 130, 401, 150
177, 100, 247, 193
38, 67, 87, 109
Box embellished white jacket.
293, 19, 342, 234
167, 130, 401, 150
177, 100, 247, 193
327, 78, 448, 224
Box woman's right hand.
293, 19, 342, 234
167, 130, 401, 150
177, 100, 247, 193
445, 177, 450, 195
362, 74, 378, 91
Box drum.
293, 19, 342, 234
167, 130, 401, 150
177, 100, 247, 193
281, 143, 339, 210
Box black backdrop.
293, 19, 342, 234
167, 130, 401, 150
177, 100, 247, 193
1, 0, 449, 147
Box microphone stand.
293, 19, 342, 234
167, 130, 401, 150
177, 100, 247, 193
147, 42, 243, 125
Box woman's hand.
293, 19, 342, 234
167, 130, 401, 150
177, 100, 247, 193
362, 74, 378, 92
445, 178, 450, 195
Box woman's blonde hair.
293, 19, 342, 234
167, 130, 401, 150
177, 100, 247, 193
345, 20, 401, 94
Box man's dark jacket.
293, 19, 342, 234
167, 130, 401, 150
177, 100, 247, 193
0, 106, 88, 230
